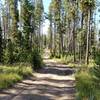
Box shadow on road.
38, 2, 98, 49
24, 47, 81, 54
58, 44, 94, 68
37, 66, 75, 76
0, 59, 76, 100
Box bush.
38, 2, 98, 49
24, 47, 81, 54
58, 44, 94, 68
32, 49, 43, 70
18, 50, 32, 63
3, 40, 14, 64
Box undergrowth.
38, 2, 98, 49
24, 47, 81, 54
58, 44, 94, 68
0, 65, 33, 89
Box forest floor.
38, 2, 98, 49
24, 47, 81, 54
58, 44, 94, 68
0, 51, 76, 100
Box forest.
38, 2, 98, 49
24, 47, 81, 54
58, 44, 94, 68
0, 0, 100, 100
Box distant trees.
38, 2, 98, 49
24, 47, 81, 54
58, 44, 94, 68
48, 3, 53, 55
48, 0, 96, 65
34, 0, 44, 51
48, 0, 63, 57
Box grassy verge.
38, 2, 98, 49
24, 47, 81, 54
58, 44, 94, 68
52, 56, 96, 68
0, 64, 33, 89
76, 71, 96, 100
75, 69, 100, 100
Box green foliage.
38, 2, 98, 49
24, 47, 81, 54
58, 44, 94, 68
3, 40, 14, 64
85, 59, 96, 68
94, 50, 100, 65
0, 65, 33, 89
92, 65, 100, 88
34, 0, 44, 24
80, 0, 95, 12
9, 0, 19, 46
3, 45, 32, 64
32, 48, 43, 70
0, 65, 33, 77
21, 0, 32, 51
76, 71, 96, 100
76, 50, 100, 100
18, 49, 32, 63
0, 73, 22, 89
61, 55, 74, 64
92, 49, 100, 88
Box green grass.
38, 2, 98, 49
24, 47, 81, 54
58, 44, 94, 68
0, 73, 22, 89
0, 64, 33, 89
96, 90, 100, 100
76, 71, 96, 100
52, 55, 96, 68
75, 69, 100, 100
52, 55, 74, 65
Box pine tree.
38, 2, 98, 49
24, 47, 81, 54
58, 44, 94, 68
49, 0, 63, 57
9, 0, 19, 44
21, 0, 32, 51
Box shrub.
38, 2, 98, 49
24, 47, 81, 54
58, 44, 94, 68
3, 40, 14, 64
18, 50, 32, 63
31, 48, 43, 70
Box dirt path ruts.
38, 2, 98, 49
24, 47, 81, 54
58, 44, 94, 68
0, 59, 76, 100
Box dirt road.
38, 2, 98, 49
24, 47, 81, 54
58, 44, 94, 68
0, 59, 76, 100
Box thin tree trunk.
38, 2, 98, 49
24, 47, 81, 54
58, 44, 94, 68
0, 21, 2, 63
50, 18, 53, 55
85, 10, 91, 65
79, 12, 84, 63
73, 18, 76, 62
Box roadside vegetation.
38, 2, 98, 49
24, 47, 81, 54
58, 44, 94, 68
0, 64, 33, 89
76, 49, 100, 100
0, 0, 44, 89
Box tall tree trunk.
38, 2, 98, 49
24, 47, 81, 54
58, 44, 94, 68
0, 21, 2, 63
85, 10, 91, 65
50, 18, 53, 55
60, 31, 63, 55
54, 22, 56, 56
73, 18, 76, 62
79, 12, 84, 63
